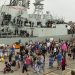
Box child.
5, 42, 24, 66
15, 52, 20, 70
61, 56, 66, 75
49, 53, 54, 68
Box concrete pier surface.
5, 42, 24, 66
0, 55, 75, 75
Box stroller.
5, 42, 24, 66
3, 62, 13, 73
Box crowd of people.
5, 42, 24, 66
0, 39, 75, 75
0, 45, 8, 59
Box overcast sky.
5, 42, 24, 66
0, 0, 75, 22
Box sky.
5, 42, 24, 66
0, 0, 75, 22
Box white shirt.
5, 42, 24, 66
54, 48, 57, 52
47, 42, 50, 47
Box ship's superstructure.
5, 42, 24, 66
10, 0, 30, 8
0, 0, 68, 38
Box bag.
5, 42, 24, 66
12, 60, 16, 66
37, 60, 42, 65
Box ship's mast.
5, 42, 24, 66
33, 0, 44, 14
32, 0, 45, 27
33, 0, 44, 22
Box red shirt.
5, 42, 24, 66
62, 58, 65, 65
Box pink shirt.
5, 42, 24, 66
25, 57, 31, 65
61, 43, 67, 51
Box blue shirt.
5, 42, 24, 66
15, 55, 19, 61
10, 48, 14, 54
57, 53, 62, 61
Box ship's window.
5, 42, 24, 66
37, 22, 42, 27
24, 21, 26, 26
29, 21, 31, 27
1, 29, 4, 32
3, 14, 11, 21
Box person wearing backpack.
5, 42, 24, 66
35, 54, 43, 74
